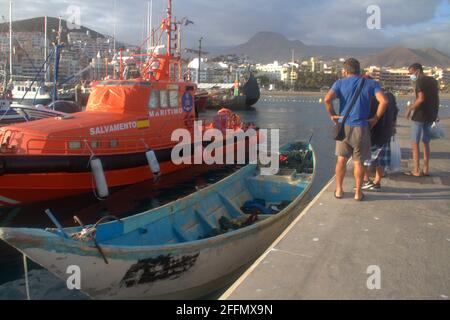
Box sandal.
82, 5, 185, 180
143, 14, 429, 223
403, 171, 423, 177
355, 193, 365, 202
334, 191, 344, 199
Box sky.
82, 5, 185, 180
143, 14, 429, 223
1, 0, 450, 53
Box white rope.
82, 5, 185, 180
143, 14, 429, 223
23, 254, 31, 300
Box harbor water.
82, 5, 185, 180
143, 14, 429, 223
1, 95, 449, 299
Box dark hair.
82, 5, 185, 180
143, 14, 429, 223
409, 63, 423, 73
343, 58, 361, 75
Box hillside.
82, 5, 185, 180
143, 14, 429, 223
362, 46, 450, 67
0, 17, 106, 40
216, 31, 385, 63
210, 32, 450, 67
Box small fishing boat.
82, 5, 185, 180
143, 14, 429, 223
11, 82, 53, 106
0, 141, 315, 300
0, 99, 70, 127
201, 72, 261, 111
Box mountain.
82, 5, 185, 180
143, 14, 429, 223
212, 32, 386, 63
0, 17, 107, 40
362, 46, 450, 67
209, 32, 450, 67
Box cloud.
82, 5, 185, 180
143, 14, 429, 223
1, 0, 449, 53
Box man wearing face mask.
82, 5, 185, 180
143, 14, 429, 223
405, 63, 440, 177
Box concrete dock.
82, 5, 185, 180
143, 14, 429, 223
221, 118, 450, 300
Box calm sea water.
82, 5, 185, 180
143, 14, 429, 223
1, 95, 449, 296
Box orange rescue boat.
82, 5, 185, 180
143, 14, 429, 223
0, 0, 258, 207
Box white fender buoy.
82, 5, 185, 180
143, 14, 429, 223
407, 101, 412, 107
146, 149, 161, 180
319, 98, 323, 103
90, 157, 109, 198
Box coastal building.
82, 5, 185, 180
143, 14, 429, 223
0, 29, 115, 82
366, 66, 412, 90
188, 58, 232, 83
68, 32, 114, 59
435, 68, 450, 88
366, 66, 446, 91
255, 61, 299, 84
255, 61, 285, 81
310, 57, 325, 73
281, 62, 299, 84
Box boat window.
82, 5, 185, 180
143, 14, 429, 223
110, 140, 119, 148
160, 90, 169, 108
169, 90, 179, 108
91, 141, 100, 149
148, 90, 159, 109
68, 141, 81, 150
32, 88, 36, 92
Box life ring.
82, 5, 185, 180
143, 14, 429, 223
230, 113, 241, 129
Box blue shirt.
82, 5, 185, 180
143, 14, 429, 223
331, 76, 382, 127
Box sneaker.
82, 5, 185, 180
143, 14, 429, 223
368, 184, 381, 192
354, 181, 374, 192
361, 181, 375, 190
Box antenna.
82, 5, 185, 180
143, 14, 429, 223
44, 16, 48, 82
113, 0, 117, 55
9, 1, 13, 80
147, 0, 153, 50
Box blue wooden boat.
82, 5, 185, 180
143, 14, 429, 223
0, 142, 315, 300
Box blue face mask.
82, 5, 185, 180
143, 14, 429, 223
410, 74, 418, 82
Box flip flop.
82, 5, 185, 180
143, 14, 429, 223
334, 191, 344, 199
403, 171, 423, 177
355, 193, 365, 202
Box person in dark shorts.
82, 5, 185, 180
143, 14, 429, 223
324, 58, 388, 201
405, 63, 440, 177
362, 88, 399, 191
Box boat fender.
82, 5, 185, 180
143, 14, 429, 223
90, 156, 109, 198
145, 149, 161, 182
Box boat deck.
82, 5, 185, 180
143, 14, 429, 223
221, 118, 450, 300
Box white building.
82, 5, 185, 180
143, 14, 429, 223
311, 57, 325, 73
188, 58, 231, 83
255, 61, 285, 81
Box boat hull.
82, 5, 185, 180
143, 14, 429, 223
0, 138, 252, 206
0, 161, 187, 206
0, 181, 309, 299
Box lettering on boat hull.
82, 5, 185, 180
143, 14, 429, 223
120, 253, 200, 287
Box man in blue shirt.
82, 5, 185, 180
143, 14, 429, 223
324, 58, 388, 201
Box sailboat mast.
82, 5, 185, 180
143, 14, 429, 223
167, 0, 172, 58
113, 0, 117, 54
44, 16, 48, 82
147, 1, 153, 51
9, 1, 13, 80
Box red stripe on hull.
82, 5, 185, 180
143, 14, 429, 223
0, 160, 190, 206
